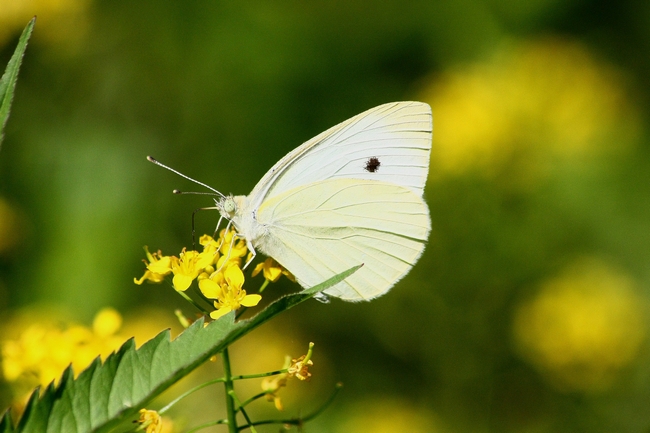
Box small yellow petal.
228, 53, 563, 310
148, 256, 172, 274
252, 262, 264, 277
210, 306, 233, 320
198, 279, 222, 299
224, 265, 245, 288
173, 274, 194, 292
241, 294, 262, 307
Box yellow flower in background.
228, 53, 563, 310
335, 398, 439, 433
1, 307, 180, 410
513, 258, 646, 392
1, 308, 124, 394
422, 38, 641, 185
261, 371, 288, 411
0, 0, 91, 49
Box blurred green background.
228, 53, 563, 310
1, 0, 650, 432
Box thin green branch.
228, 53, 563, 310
238, 391, 269, 409
185, 418, 227, 433
158, 377, 225, 414
228, 390, 258, 433
231, 369, 287, 381
176, 289, 209, 314
237, 382, 344, 431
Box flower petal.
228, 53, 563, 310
173, 274, 194, 292
241, 294, 262, 307
224, 265, 245, 288
210, 306, 233, 320
198, 278, 222, 299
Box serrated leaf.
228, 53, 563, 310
0, 265, 360, 433
0, 409, 14, 433
0, 17, 35, 148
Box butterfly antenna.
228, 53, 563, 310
147, 156, 226, 198
173, 189, 219, 196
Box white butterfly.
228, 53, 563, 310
153, 101, 432, 301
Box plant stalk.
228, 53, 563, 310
222, 347, 238, 433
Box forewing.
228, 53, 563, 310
248, 101, 432, 210
254, 178, 431, 301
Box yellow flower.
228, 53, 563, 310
252, 258, 295, 283
134, 247, 172, 285
513, 258, 645, 391
0, 0, 91, 49
215, 228, 249, 268
199, 234, 221, 259
421, 38, 640, 187
287, 342, 314, 381
137, 409, 163, 433
199, 264, 262, 320
261, 373, 288, 411
1, 308, 125, 393
170, 249, 213, 292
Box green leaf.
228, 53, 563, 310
0, 265, 360, 433
0, 17, 35, 148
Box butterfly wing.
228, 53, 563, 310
247, 101, 432, 213
253, 178, 431, 301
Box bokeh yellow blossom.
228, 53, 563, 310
0, 0, 91, 49
1, 307, 125, 397
261, 370, 288, 411
513, 258, 646, 392
422, 38, 641, 186
335, 398, 440, 433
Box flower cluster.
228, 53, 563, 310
136, 409, 166, 433
513, 258, 645, 391
135, 229, 292, 320
261, 342, 315, 411
1, 308, 124, 397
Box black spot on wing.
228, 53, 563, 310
364, 157, 381, 173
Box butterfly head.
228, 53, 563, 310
217, 195, 237, 220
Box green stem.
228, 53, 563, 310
238, 391, 269, 409
258, 279, 270, 293
238, 382, 344, 431
159, 377, 225, 414
222, 348, 238, 433
228, 390, 258, 433
176, 289, 209, 314
185, 419, 227, 433
231, 369, 287, 381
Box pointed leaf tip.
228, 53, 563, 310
0, 18, 36, 149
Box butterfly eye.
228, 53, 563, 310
222, 197, 237, 216
364, 157, 381, 173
